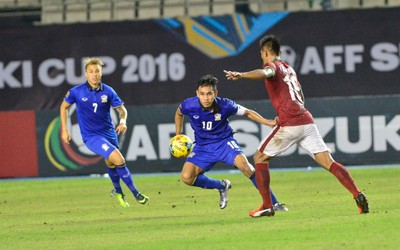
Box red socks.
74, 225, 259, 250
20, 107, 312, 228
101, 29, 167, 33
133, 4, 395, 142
329, 162, 360, 198
255, 163, 273, 209
255, 162, 360, 208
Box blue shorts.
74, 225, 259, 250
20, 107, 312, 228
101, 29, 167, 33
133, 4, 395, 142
186, 137, 243, 172
85, 136, 119, 160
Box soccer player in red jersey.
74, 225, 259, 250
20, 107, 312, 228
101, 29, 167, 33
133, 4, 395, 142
224, 34, 369, 217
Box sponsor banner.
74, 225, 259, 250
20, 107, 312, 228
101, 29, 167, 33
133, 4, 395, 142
1, 8, 400, 111
0, 111, 38, 178
36, 95, 400, 177
36, 110, 104, 177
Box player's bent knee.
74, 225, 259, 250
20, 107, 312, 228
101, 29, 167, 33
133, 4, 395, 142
105, 159, 115, 168
181, 173, 195, 186
109, 149, 125, 166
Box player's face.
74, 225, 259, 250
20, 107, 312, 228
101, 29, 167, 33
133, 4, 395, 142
85, 64, 102, 86
196, 85, 217, 109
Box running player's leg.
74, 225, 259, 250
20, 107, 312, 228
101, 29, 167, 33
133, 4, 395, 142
232, 153, 256, 183
182, 143, 232, 208
253, 151, 273, 211
105, 159, 122, 194
301, 124, 368, 213
234, 153, 286, 210
313, 152, 360, 197
181, 161, 230, 209
314, 151, 368, 213
105, 159, 129, 207
108, 149, 149, 204
181, 162, 225, 190
85, 137, 148, 205
249, 126, 299, 217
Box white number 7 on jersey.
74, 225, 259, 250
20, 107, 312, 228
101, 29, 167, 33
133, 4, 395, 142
92, 103, 98, 113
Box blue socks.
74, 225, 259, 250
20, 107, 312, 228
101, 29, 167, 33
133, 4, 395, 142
107, 167, 123, 194
250, 175, 258, 188
193, 174, 224, 190
250, 174, 279, 204
116, 165, 140, 197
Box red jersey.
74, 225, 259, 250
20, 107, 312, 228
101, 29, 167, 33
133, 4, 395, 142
264, 60, 314, 126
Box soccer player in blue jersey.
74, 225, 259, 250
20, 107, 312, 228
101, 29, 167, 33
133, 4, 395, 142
60, 57, 149, 208
174, 74, 288, 211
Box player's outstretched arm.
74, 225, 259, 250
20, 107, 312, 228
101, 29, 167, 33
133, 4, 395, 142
223, 69, 269, 81
244, 108, 278, 128
59, 100, 72, 144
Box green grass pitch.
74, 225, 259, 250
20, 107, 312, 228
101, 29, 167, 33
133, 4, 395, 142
1, 166, 399, 249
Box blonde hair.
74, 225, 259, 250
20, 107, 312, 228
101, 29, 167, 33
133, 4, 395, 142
84, 57, 104, 71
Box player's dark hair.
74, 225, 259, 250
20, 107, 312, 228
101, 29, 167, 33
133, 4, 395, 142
259, 34, 280, 55
197, 74, 218, 90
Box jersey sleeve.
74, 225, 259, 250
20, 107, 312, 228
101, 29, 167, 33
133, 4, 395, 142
109, 86, 124, 108
223, 98, 238, 116
179, 99, 189, 115
64, 88, 76, 104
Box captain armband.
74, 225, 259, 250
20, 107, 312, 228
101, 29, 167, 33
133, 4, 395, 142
263, 67, 275, 79
236, 105, 247, 116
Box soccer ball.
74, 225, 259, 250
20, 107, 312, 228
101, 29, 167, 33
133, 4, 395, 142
169, 134, 193, 158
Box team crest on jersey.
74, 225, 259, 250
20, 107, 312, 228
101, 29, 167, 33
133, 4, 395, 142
214, 113, 221, 121
102, 143, 109, 152
81, 97, 88, 101
101, 95, 108, 103
193, 115, 199, 119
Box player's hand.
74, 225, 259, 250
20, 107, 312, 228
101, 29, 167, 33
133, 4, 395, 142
223, 70, 242, 80
265, 116, 279, 128
116, 123, 127, 135
272, 116, 279, 126
61, 130, 71, 144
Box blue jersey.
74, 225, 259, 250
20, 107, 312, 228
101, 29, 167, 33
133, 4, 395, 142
64, 82, 123, 143
180, 96, 238, 146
